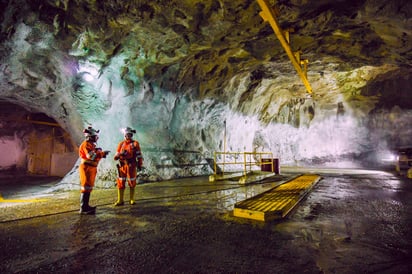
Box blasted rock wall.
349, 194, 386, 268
0, 0, 411, 186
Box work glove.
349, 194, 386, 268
103, 150, 110, 158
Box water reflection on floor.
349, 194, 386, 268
0, 168, 411, 273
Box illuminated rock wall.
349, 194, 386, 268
1, 0, 411, 186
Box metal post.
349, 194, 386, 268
223, 120, 226, 174
214, 151, 217, 175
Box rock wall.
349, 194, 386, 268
1, 0, 411, 187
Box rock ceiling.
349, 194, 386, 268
0, 0, 411, 181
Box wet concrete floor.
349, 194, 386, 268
0, 168, 411, 273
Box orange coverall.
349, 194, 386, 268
78, 140, 106, 193
115, 139, 143, 189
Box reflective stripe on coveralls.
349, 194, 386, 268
115, 140, 142, 189
116, 161, 138, 189
79, 140, 104, 193
79, 163, 97, 193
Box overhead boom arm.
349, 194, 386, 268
256, 0, 313, 94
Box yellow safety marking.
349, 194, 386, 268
0, 192, 48, 203
233, 174, 321, 221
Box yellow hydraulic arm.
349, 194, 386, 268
256, 0, 313, 94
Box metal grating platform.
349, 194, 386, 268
233, 174, 321, 221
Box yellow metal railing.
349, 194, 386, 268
213, 151, 274, 176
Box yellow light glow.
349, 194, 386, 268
0, 193, 48, 203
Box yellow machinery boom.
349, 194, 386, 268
256, 0, 313, 94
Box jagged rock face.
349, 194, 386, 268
0, 0, 411, 182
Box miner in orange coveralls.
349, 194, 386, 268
78, 126, 110, 214
114, 126, 143, 206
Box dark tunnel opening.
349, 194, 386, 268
0, 100, 78, 178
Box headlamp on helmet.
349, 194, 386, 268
83, 126, 100, 140
121, 127, 136, 135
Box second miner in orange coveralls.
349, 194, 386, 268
114, 127, 143, 206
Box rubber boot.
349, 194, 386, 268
85, 193, 97, 211
114, 188, 125, 206
79, 192, 96, 215
130, 187, 136, 205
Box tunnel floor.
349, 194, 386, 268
0, 168, 411, 273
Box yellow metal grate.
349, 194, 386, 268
233, 174, 321, 221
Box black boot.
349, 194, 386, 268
80, 192, 96, 215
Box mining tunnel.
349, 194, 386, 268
0, 100, 77, 177
1, 0, 412, 273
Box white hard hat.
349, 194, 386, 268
121, 127, 136, 135
83, 126, 100, 137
